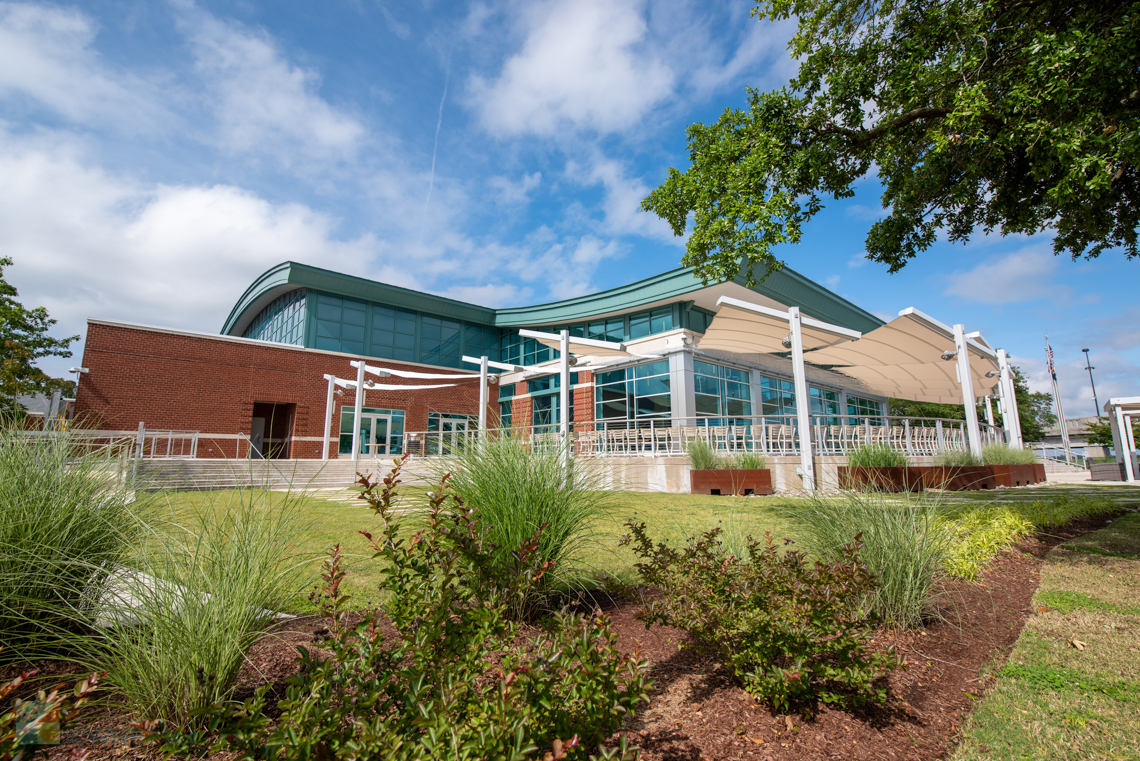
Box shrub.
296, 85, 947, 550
1, 657, 103, 761
934, 449, 982, 467
847, 443, 908, 468
775, 493, 949, 628
981, 444, 1038, 465
732, 451, 767, 470
939, 495, 1116, 579
623, 521, 902, 713
0, 423, 148, 660
435, 431, 611, 617
93, 486, 313, 726
685, 437, 723, 470
162, 460, 650, 761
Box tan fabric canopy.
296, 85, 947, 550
521, 329, 633, 359
806, 309, 1000, 404
697, 298, 861, 354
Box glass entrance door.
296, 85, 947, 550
339, 408, 406, 456
435, 418, 467, 455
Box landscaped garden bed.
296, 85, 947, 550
838, 463, 1047, 492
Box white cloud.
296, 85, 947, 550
565, 154, 676, 240
1011, 352, 1138, 419
845, 203, 887, 221
943, 245, 1063, 305
378, 6, 411, 39
469, 0, 674, 136
487, 171, 541, 204
182, 7, 365, 159
685, 16, 796, 95
824, 275, 840, 289
847, 254, 868, 268
0, 2, 166, 129
0, 131, 388, 376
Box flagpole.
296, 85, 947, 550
1046, 336, 1072, 465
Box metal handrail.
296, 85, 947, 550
394, 414, 1009, 459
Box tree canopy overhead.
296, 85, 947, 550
642, 0, 1139, 286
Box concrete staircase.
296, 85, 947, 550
1039, 457, 1088, 474
134, 458, 430, 492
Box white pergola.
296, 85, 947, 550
1105, 396, 1140, 482
699, 296, 863, 491
322, 361, 482, 461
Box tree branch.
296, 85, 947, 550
815, 107, 953, 144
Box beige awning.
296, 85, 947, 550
520, 329, 633, 359
806, 308, 1000, 404
697, 297, 862, 354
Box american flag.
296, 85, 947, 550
1046, 339, 1056, 380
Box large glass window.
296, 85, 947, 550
594, 360, 671, 424
243, 289, 307, 345
694, 361, 751, 421
371, 304, 417, 362
420, 315, 462, 368
315, 293, 366, 354
760, 377, 844, 425
529, 373, 578, 429
498, 382, 515, 428
847, 395, 885, 425
811, 387, 842, 426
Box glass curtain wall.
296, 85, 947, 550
847, 395, 885, 425
243, 289, 307, 345
694, 361, 751, 423
759, 376, 843, 425
529, 374, 577, 430
594, 360, 671, 428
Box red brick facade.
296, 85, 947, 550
75, 321, 491, 459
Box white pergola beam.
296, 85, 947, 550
351, 360, 366, 462
715, 296, 863, 340
519, 328, 627, 353
954, 324, 984, 455
463, 355, 523, 373
899, 307, 998, 359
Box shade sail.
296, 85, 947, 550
521, 329, 633, 359
357, 361, 480, 380
325, 375, 457, 391
806, 309, 999, 404
697, 297, 861, 354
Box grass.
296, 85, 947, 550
0, 424, 150, 660
685, 439, 767, 471
981, 443, 1039, 465
847, 442, 908, 468
952, 509, 1140, 760
773, 492, 950, 628
93, 486, 315, 725
934, 449, 983, 467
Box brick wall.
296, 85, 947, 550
75, 322, 491, 459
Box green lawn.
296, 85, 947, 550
951, 509, 1140, 761
152, 488, 800, 610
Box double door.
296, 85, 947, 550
357, 412, 398, 456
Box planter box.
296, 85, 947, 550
690, 469, 773, 496
988, 464, 1047, 487
1090, 461, 1126, 481
837, 466, 925, 493
916, 466, 997, 491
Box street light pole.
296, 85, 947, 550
1081, 348, 1100, 415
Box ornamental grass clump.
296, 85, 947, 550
623, 521, 902, 713
94, 485, 314, 726
436, 431, 611, 616
847, 443, 908, 468
162, 459, 650, 761
934, 449, 982, 467
981, 443, 1038, 465
732, 451, 767, 470
775, 492, 950, 628
685, 437, 724, 470
0, 422, 148, 661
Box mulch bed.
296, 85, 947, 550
27, 514, 1117, 761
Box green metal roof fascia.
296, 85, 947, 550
492, 267, 709, 327
221, 262, 498, 335
742, 263, 884, 334
221, 262, 293, 335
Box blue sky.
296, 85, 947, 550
1, 0, 1135, 418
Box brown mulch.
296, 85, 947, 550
27, 514, 1118, 761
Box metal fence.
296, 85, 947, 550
396, 414, 1008, 459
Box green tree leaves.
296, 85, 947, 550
0, 257, 77, 413
643, 0, 1140, 286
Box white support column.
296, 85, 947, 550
997, 349, 1023, 448
954, 324, 983, 456
322, 374, 336, 460
351, 360, 366, 463
984, 395, 994, 428
478, 356, 489, 434
788, 307, 815, 491
673, 351, 696, 425
1113, 406, 1135, 481
559, 330, 571, 474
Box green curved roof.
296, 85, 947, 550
222, 260, 884, 337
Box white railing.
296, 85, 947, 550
25, 428, 201, 459
393, 415, 1007, 459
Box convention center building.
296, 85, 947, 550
74, 260, 1020, 488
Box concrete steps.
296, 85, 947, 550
134, 458, 420, 492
